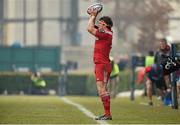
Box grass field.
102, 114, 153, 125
0, 95, 180, 124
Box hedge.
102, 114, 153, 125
0, 72, 59, 94
0, 70, 144, 95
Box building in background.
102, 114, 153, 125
0, 0, 180, 71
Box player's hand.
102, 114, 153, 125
89, 8, 99, 17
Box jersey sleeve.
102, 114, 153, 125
145, 66, 152, 73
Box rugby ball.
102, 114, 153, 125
87, 3, 103, 15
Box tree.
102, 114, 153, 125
137, 0, 173, 53
112, 0, 173, 54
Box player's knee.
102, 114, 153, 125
146, 83, 152, 90
98, 89, 107, 96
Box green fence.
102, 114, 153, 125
0, 46, 61, 72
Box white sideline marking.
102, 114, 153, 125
61, 97, 109, 125
140, 102, 150, 106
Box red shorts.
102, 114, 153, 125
95, 63, 112, 82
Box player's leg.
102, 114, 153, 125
95, 64, 112, 120
96, 81, 111, 114
164, 75, 171, 89
95, 81, 112, 120
111, 78, 116, 98
108, 78, 112, 97
102, 63, 112, 116
109, 78, 116, 98
156, 79, 167, 100
177, 80, 180, 98
145, 78, 153, 105
114, 76, 119, 97
110, 76, 119, 98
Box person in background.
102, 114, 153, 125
30, 72, 46, 95
154, 38, 171, 93
141, 51, 155, 96
109, 56, 120, 98
145, 64, 168, 106
145, 51, 154, 67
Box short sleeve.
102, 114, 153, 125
145, 66, 152, 73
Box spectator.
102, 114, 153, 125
108, 57, 120, 98
145, 51, 154, 66
30, 72, 46, 95
143, 51, 155, 96
154, 38, 171, 99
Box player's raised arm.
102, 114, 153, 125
87, 4, 100, 36
87, 15, 96, 35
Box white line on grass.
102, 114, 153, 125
61, 97, 109, 125
140, 102, 160, 107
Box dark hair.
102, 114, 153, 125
148, 50, 154, 56
99, 16, 113, 30
160, 38, 167, 43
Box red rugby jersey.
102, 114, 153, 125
93, 29, 113, 64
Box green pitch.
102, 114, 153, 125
0, 95, 180, 124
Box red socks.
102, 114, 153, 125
101, 94, 111, 116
